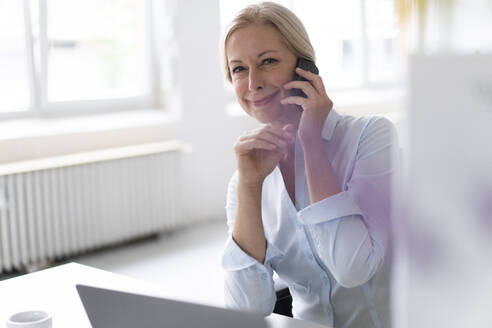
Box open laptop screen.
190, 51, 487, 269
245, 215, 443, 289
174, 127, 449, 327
77, 284, 267, 328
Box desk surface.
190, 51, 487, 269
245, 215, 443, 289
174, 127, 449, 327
0, 263, 327, 328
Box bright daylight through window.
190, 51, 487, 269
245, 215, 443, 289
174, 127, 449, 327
0, 1, 31, 113
0, 0, 155, 116
47, 0, 149, 102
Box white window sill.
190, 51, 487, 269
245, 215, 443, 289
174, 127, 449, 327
0, 109, 183, 164
0, 109, 179, 141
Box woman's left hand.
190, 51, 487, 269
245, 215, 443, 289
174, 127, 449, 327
281, 67, 333, 145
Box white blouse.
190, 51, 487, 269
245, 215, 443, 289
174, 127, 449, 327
221, 109, 399, 328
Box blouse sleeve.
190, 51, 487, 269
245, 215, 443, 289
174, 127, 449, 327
220, 172, 281, 316
297, 116, 399, 288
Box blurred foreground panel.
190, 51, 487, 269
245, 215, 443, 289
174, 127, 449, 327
395, 54, 492, 328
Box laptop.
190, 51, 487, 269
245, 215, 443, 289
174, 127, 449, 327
76, 284, 267, 328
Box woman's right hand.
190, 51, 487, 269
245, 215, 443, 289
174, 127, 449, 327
234, 124, 295, 186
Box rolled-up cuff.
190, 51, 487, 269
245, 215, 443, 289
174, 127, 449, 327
221, 235, 284, 271
297, 190, 363, 225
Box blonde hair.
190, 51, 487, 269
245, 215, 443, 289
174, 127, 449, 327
221, 2, 316, 82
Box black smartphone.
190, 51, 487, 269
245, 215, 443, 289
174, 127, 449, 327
291, 58, 319, 111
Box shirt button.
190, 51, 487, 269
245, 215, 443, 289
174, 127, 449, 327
261, 273, 267, 280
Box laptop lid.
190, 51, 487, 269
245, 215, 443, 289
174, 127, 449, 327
76, 284, 267, 328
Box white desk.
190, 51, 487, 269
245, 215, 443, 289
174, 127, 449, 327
0, 263, 327, 328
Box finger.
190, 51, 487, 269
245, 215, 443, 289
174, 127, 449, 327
283, 124, 296, 135
245, 126, 289, 140
294, 66, 317, 80
311, 74, 327, 96
283, 80, 317, 98
238, 139, 288, 160
235, 138, 277, 154
257, 132, 289, 148
280, 96, 307, 109
266, 126, 295, 144
294, 67, 326, 96
259, 125, 295, 142
240, 128, 291, 147
241, 125, 295, 145
272, 143, 288, 160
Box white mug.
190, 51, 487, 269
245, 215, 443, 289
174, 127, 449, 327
6, 311, 52, 328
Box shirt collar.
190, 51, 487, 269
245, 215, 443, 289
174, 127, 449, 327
321, 109, 341, 141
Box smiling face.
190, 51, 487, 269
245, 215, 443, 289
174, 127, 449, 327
226, 24, 298, 124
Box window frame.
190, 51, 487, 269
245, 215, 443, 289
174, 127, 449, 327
0, 0, 161, 120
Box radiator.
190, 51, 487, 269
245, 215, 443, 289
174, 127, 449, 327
0, 141, 183, 273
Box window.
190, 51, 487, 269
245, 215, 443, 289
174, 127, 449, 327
0, 0, 31, 112
219, 0, 404, 114
0, 0, 160, 116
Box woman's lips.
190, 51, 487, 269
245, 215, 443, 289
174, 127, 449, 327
250, 91, 279, 107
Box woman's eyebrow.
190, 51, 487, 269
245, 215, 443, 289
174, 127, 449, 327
257, 50, 279, 57
229, 50, 280, 64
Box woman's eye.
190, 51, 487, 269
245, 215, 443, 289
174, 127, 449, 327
232, 66, 245, 74
262, 58, 277, 65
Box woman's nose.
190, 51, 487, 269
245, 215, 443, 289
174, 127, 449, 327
248, 69, 264, 91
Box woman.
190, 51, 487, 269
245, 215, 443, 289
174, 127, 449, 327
220, 2, 398, 327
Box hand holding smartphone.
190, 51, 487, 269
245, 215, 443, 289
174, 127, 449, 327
291, 58, 319, 111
